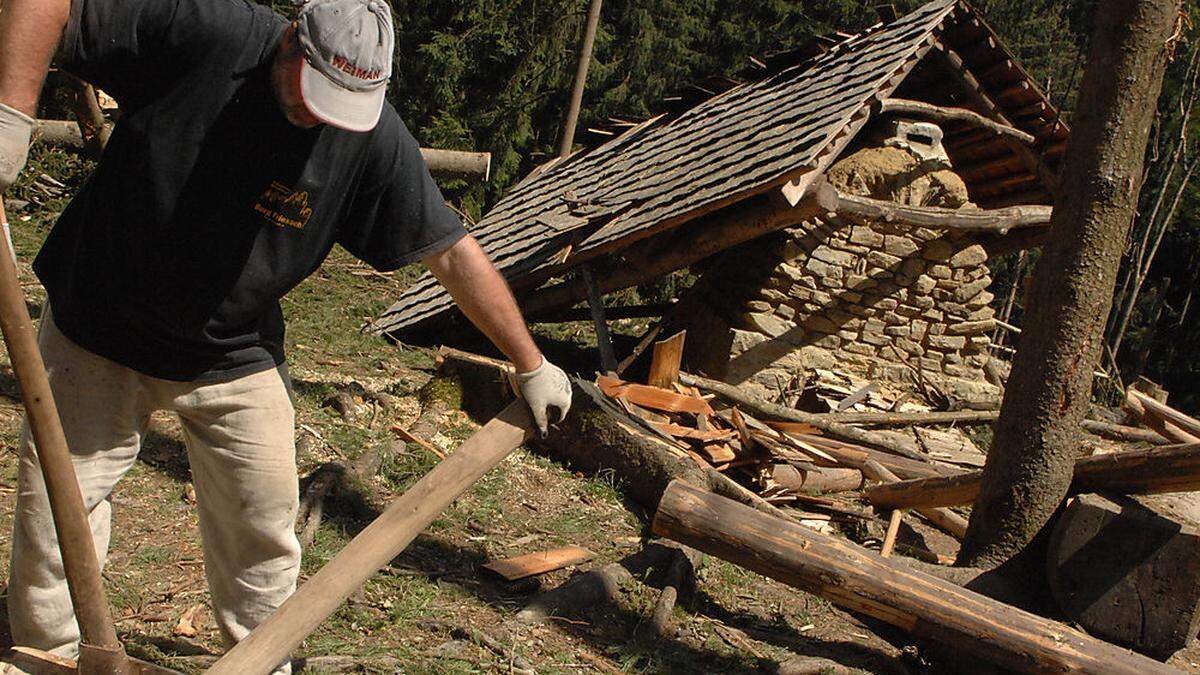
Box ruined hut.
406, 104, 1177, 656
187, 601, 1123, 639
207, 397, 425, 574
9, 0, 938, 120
371, 0, 1066, 405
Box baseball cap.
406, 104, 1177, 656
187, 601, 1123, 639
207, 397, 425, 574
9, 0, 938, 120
295, 0, 394, 132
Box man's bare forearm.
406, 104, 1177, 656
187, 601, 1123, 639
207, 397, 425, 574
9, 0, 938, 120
0, 0, 71, 114
422, 235, 543, 373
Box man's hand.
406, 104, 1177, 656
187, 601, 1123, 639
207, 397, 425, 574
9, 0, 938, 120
0, 104, 34, 192
513, 357, 572, 436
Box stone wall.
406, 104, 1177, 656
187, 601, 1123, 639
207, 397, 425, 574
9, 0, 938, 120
666, 144, 1001, 405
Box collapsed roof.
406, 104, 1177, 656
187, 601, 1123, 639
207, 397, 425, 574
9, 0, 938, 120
370, 0, 1067, 337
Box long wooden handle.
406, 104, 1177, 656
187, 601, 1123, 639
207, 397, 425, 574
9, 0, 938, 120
0, 196, 121, 650
208, 400, 534, 674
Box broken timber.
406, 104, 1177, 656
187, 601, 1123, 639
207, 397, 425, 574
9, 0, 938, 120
653, 479, 1179, 674
868, 443, 1200, 510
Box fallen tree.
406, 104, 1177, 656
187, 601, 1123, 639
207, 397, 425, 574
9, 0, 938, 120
653, 479, 1180, 674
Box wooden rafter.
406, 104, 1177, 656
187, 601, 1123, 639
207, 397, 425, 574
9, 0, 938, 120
876, 97, 1036, 145
931, 42, 1061, 195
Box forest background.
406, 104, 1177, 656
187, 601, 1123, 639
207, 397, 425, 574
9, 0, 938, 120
283, 0, 1200, 410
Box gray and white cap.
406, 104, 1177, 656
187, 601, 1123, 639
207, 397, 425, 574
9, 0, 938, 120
296, 0, 394, 132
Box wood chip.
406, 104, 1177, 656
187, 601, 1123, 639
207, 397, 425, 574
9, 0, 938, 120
481, 546, 595, 581
172, 603, 203, 637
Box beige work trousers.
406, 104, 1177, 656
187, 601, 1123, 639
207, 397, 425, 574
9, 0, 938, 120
6, 308, 299, 674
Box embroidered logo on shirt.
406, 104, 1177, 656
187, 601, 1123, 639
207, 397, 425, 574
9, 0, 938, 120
253, 181, 313, 230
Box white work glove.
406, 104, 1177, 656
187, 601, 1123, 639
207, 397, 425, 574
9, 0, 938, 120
513, 356, 572, 436
0, 103, 35, 192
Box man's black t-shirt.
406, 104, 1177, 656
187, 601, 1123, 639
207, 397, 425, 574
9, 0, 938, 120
38, 0, 467, 382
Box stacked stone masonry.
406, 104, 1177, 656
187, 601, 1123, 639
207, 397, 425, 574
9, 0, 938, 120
667, 143, 1001, 405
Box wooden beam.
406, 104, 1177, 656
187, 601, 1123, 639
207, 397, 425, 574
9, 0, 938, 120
833, 190, 1050, 234
877, 98, 1035, 145
518, 180, 839, 317
867, 443, 1200, 511
862, 460, 967, 539
652, 480, 1177, 674
932, 44, 1060, 194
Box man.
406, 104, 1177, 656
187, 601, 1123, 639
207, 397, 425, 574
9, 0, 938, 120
0, 0, 572, 669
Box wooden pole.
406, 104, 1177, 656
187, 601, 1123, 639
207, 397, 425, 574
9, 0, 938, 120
0, 197, 126, 665
868, 443, 1200, 511
862, 459, 966, 539
557, 0, 604, 158
208, 401, 533, 674
652, 480, 1179, 674
579, 264, 617, 373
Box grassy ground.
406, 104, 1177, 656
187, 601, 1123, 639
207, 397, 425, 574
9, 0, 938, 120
2, 147, 1198, 674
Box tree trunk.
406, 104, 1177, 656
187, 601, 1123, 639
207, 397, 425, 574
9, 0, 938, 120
958, 0, 1180, 569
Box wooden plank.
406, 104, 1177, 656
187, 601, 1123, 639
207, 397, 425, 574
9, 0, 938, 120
648, 330, 687, 389
652, 480, 1179, 674
482, 546, 595, 581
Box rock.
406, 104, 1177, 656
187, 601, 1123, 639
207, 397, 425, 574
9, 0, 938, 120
954, 278, 992, 303
838, 290, 864, 304
911, 319, 929, 341
760, 288, 789, 303
895, 337, 923, 355
867, 250, 903, 270
808, 333, 841, 349
884, 235, 920, 258
966, 290, 995, 310
849, 226, 885, 247
947, 319, 996, 336
819, 275, 844, 289
884, 325, 911, 337
928, 335, 967, 350
927, 263, 953, 279
813, 246, 857, 268
844, 341, 877, 355
746, 300, 772, 312
845, 274, 876, 291
779, 262, 807, 281
913, 274, 937, 294
923, 308, 945, 322
776, 304, 796, 321
745, 312, 793, 338
863, 318, 887, 333
873, 297, 899, 311
949, 244, 988, 268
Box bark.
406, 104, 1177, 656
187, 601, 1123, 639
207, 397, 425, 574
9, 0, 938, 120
958, 0, 1180, 569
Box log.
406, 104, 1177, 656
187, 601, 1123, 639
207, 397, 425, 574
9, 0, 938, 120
208, 400, 533, 675
769, 463, 864, 494
833, 190, 1051, 234
1048, 493, 1200, 658
868, 443, 1200, 510
652, 480, 1179, 674
792, 408, 1167, 444
877, 98, 1037, 145
861, 460, 967, 539
1124, 388, 1200, 444
678, 373, 933, 462
32, 120, 491, 182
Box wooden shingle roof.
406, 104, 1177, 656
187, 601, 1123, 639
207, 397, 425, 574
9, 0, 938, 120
370, 0, 1007, 336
